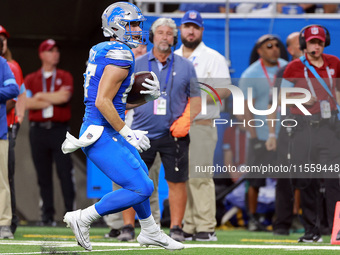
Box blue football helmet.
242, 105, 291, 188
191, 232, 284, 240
101, 2, 148, 48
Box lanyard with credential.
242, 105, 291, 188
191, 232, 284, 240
301, 56, 333, 93
260, 58, 280, 88
300, 55, 340, 119
148, 52, 174, 93
41, 68, 56, 93
303, 67, 333, 97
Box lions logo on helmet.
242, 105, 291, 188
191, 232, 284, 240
101, 2, 148, 48
107, 7, 125, 23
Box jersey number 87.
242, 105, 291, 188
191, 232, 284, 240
83, 62, 134, 104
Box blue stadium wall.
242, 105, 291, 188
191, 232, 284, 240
146, 17, 340, 78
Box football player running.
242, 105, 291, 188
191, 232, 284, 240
61, 2, 183, 251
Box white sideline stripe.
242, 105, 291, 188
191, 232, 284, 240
0, 248, 160, 255
1, 240, 340, 251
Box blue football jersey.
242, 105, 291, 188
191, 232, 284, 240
83, 41, 135, 128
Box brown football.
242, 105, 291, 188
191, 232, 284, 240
127, 71, 153, 104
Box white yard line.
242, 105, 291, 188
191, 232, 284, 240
1, 240, 340, 254
0, 248, 161, 255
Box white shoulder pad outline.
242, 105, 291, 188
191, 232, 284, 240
106, 49, 133, 62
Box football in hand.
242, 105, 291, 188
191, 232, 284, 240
127, 71, 154, 104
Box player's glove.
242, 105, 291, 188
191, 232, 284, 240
119, 125, 150, 153
140, 71, 160, 101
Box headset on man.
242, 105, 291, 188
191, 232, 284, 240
299, 24, 330, 50
148, 18, 178, 46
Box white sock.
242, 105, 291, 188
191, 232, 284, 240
139, 215, 159, 234
81, 205, 101, 225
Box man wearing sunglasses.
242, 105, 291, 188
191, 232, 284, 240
239, 34, 288, 231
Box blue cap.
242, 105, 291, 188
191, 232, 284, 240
181, 10, 203, 27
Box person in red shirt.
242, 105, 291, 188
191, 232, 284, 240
0, 25, 26, 234
25, 39, 75, 226
282, 25, 340, 243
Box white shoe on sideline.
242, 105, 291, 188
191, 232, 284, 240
63, 210, 92, 251
137, 229, 184, 251
0, 226, 14, 239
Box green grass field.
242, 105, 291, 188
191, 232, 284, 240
0, 226, 339, 255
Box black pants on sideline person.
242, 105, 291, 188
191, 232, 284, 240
8, 124, 19, 233
273, 125, 296, 234
289, 115, 340, 236
29, 123, 75, 223
141, 134, 190, 183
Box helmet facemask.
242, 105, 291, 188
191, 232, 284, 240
123, 21, 149, 48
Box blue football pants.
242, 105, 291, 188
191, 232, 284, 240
81, 124, 153, 219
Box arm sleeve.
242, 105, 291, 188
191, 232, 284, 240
0, 61, 19, 103
26, 89, 32, 98
105, 49, 133, 68
9, 61, 24, 88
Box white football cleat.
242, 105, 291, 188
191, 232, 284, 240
63, 210, 92, 251
137, 229, 184, 251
